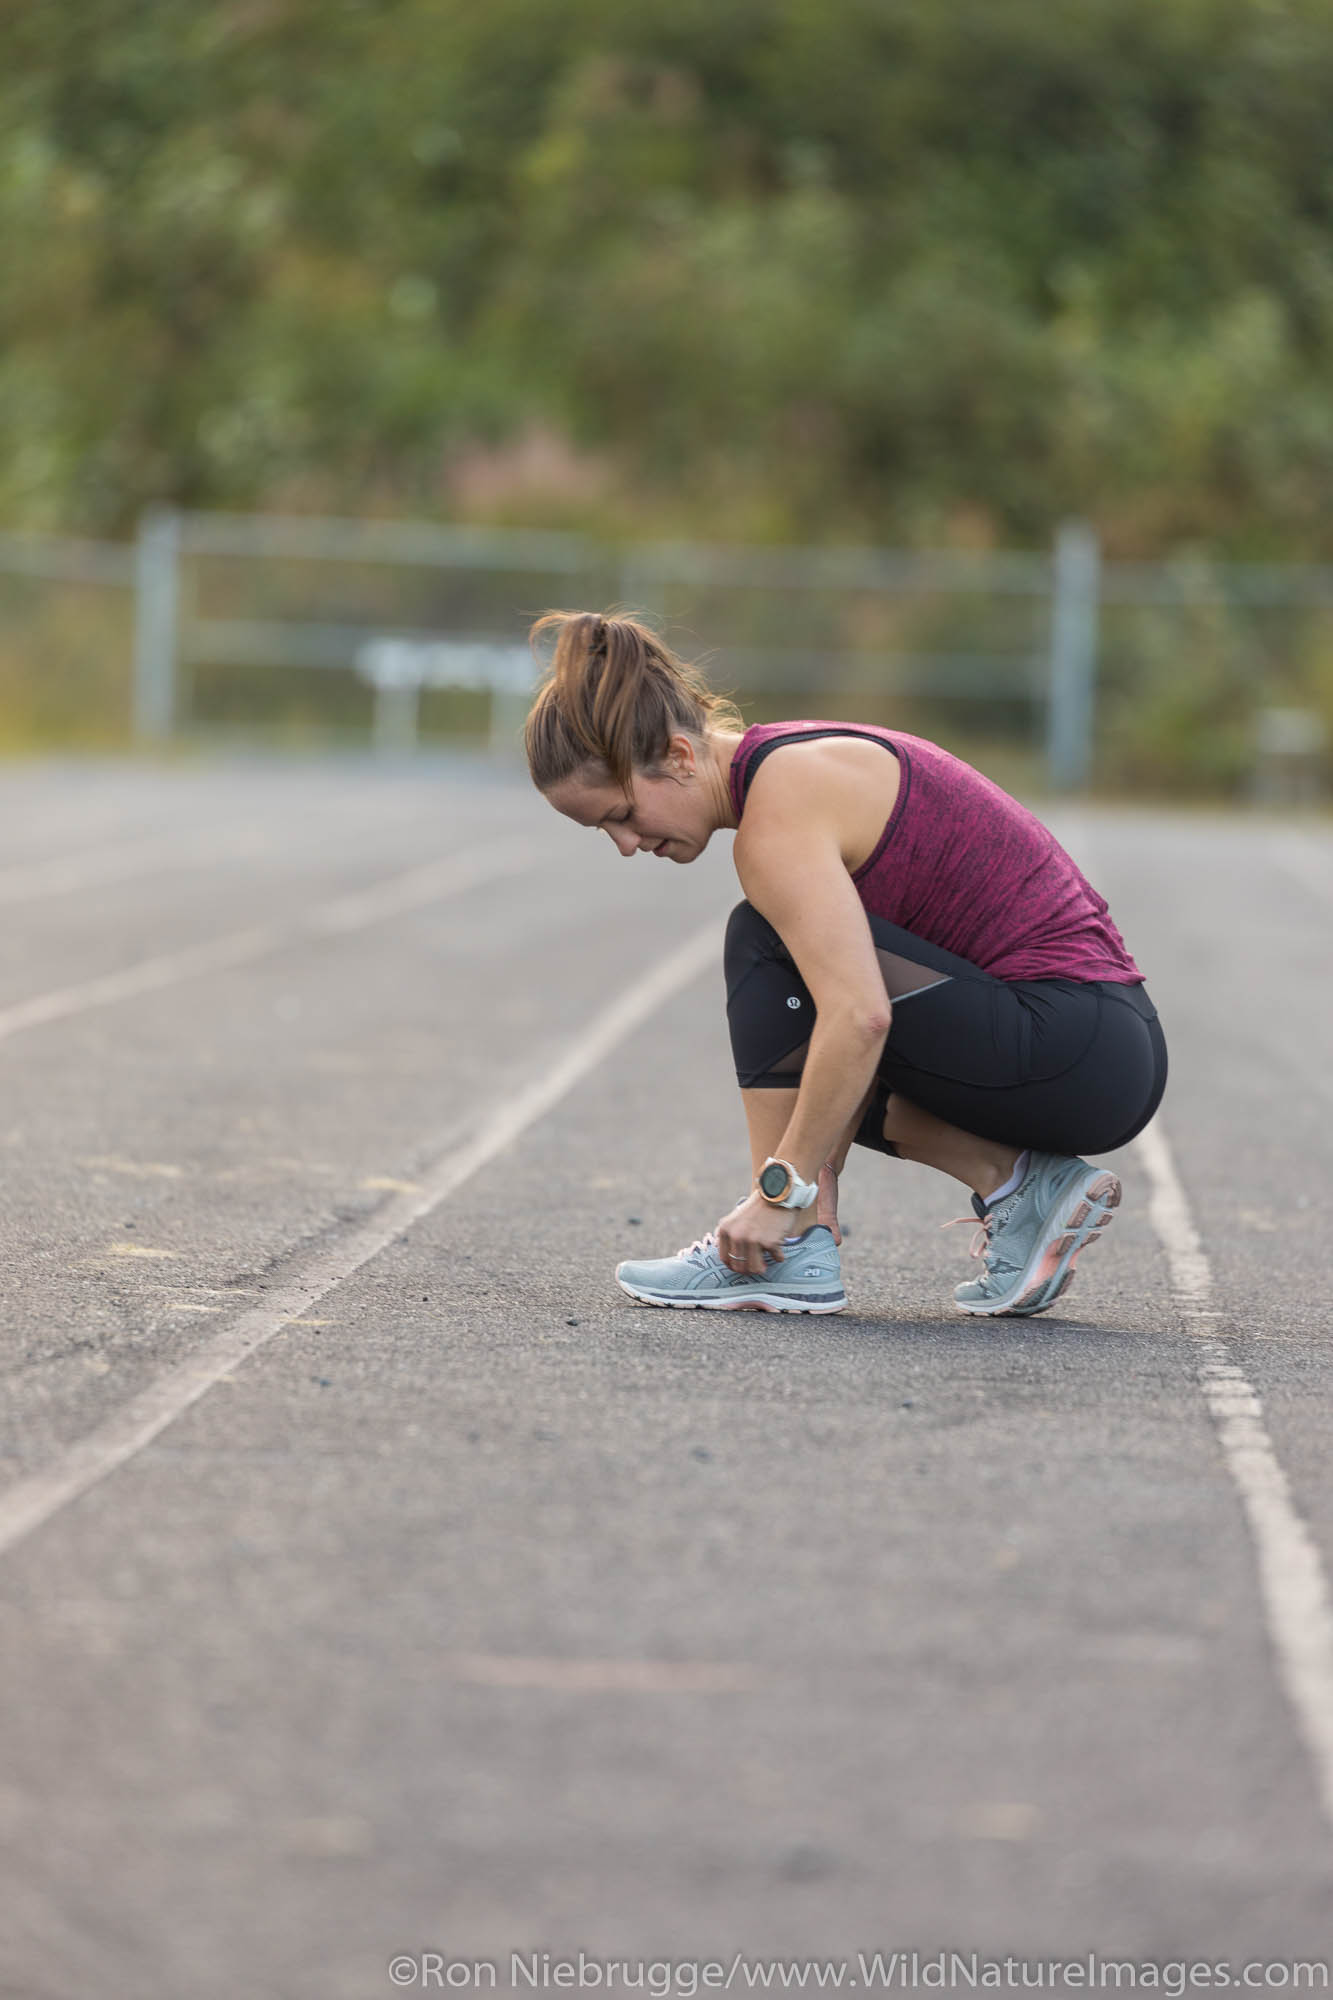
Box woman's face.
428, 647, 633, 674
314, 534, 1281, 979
544, 743, 714, 864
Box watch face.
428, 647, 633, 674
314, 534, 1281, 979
759, 1161, 790, 1200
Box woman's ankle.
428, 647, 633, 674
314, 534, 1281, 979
973, 1147, 1025, 1202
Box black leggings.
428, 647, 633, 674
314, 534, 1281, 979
724, 901, 1168, 1159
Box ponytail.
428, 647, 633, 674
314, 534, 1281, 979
525, 611, 742, 793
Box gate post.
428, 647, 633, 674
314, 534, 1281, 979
1046, 520, 1100, 792
133, 507, 181, 741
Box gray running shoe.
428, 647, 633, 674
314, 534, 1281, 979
616, 1224, 846, 1314
950, 1152, 1121, 1316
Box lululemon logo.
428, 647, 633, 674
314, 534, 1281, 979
786, 996, 802, 1009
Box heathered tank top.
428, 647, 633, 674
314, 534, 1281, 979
728, 721, 1143, 984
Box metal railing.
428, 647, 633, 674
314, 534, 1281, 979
3, 508, 1332, 793
125, 508, 1098, 783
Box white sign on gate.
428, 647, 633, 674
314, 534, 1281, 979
355, 637, 534, 695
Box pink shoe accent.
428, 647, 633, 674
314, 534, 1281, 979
1015, 1173, 1122, 1311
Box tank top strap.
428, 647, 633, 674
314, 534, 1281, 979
729, 721, 900, 819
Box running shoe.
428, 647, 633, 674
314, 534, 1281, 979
950, 1152, 1121, 1316
615, 1224, 846, 1313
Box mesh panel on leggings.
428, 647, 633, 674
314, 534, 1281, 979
764, 1037, 810, 1077
876, 952, 951, 1002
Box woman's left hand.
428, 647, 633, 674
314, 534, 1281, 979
715, 1189, 794, 1277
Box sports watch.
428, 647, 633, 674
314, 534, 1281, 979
756, 1157, 819, 1210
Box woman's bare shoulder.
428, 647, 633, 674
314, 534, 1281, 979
738, 731, 901, 874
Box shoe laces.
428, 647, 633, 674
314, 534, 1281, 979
940, 1213, 991, 1261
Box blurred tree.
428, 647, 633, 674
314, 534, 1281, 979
2, 0, 1333, 554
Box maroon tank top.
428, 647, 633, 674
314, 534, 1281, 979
728, 721, 1143, 984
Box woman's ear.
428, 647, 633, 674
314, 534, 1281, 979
666, 732, 697, 780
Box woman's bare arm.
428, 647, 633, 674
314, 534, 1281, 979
732, 753, 893, 1184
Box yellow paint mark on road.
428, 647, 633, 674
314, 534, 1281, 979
215, 1158, 340, 1183
79, 1156, 184, 1180
280, 1815, 374, 1858
442, 1654, 762, 1693
956, 1802, 1038, 1841
290, 1318, 334, 1327
104, 1243, 180, 1260
167, 1302, 225, 1313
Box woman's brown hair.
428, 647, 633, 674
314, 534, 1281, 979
525, 611, 743, 793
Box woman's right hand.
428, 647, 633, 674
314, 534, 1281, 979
817, 1162, 842, 1246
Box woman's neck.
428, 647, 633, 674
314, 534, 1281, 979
703, 728, 747, 833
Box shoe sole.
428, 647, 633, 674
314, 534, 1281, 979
954, 1171, 1121, 1318
615, 1277, 847, 1314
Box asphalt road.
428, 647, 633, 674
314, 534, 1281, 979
0, 754, 1330, 2000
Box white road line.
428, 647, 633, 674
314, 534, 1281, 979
0, 838, 545, 1045
0, 914, 726, 1558
1136, 1118, 1333, 1834
0, 828, 271, 905
0, 793, 528, 907
1051, 808, 1333, 1834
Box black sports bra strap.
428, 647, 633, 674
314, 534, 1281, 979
736, 725, 899, 811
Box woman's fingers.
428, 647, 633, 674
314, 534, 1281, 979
816, 1193, 841, 1245
817, 1163, 842, 1246
719, 1234, 781, 1274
